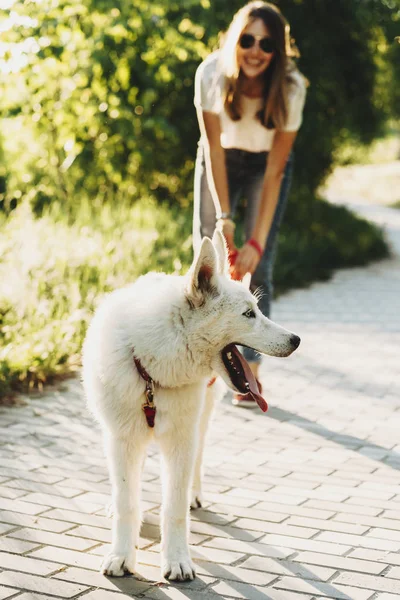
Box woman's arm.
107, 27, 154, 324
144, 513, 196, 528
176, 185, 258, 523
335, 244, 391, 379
198, 110, 230, 215
197, 109, 236, 249
235, 129, 298, 278
253, 130, 298, 248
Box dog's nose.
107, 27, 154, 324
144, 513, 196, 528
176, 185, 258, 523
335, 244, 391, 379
290, 334, 301, 349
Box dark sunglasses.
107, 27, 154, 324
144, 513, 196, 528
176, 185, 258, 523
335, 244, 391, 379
239, 33, 275, 54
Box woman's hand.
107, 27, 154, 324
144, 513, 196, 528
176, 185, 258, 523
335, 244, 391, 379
234, 242, 262, 278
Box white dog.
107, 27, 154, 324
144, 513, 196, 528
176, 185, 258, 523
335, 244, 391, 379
82, 231, 300, 581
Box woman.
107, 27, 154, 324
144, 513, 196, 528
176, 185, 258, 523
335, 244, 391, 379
193, 1, 306, 407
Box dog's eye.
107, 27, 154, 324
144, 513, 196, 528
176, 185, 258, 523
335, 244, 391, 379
243, 308, 256, 318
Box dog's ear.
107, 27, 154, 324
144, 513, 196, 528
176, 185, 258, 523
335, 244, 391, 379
185, 237, 219, 307
212, 230, 229, 275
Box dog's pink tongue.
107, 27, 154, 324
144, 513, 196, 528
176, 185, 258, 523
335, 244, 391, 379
232, 346, 268, 412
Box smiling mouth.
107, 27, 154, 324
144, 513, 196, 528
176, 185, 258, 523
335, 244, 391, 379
221, 343, 268, 412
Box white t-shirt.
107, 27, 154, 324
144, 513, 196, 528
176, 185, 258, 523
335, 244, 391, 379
194, 51, 306, 153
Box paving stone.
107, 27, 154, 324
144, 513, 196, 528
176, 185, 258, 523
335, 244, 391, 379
201, 537, 293, 559
205, 492, 259, 508
368, 524, 400, 542
76, 592, 138, 600
0, 537, 40, 554
293, 551, 387, 575
333, 512, 400, 531
231, 518, 319, 538
0, 587, 19, 600
0, 468, 63, 485
303, 499, 382, 517
0, 487, 31, 500
316, 531, 400, 552
40, 507, 111, 529
28, 546, 101, 571
195, 561, 284, 585
386, 566, 400, 579
210, 502, 334, 521
240, 555, 335, 580
0, 551, 61, 576
0, 497, 50, 516
3, 479, 82, 498
63, 525, 111, 544
286, 515, 369, 535
145, 587, 314, 600
258, 533, 351, 555
272, 576, 374, 599
0, 509, 73, 533
53, 567, 154, 594
345, 496, 400, 511
119, 549, 160, 568
151, 543, 247, 565
16, 493, 103, 513
348, 548, 397, 563
383, 510, 400, 520
8, 527, 97, 551
0, 524, 16, 536
35, 466, 107, 483
57, 478, 111, 493
0, 572, 88, 598
209, 579, 279, 598
334, 572, 400, 594
142, 589, 230, 600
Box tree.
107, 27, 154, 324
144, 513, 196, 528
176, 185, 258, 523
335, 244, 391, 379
1, 0, 399, 210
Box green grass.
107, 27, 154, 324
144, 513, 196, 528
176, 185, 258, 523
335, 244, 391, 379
0, 195, 389, 399
0, 199, 193, 399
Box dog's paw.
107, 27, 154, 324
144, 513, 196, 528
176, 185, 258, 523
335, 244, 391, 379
162, 557, 196, 581
101, 552, 136, 577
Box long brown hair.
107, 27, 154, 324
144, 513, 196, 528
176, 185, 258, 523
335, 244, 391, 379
219, 1, 300, 130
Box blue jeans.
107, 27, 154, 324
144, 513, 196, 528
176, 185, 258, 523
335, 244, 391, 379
193, 145, 293, 363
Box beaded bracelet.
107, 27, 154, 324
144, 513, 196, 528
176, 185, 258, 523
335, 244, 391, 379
248, 238, 263, 258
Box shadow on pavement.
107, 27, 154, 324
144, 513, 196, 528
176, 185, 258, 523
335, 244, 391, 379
106, 508, 357, 600
267, 405, 400, 469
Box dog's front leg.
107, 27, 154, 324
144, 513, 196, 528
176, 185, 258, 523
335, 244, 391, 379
191, 377, 225, 509
159, 426, 197, 581
101, 433, 146, 577
191, 382, 216, 509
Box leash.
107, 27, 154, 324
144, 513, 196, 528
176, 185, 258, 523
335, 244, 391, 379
133, 351, 217, 428
133, 354, 156, 428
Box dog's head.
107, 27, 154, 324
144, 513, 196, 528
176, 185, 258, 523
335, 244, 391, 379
184, 231, 300, 408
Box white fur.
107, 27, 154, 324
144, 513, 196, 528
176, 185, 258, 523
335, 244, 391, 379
82, 231, 299, 581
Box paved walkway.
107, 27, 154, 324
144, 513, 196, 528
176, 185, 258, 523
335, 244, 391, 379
1, 200, 400, 600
